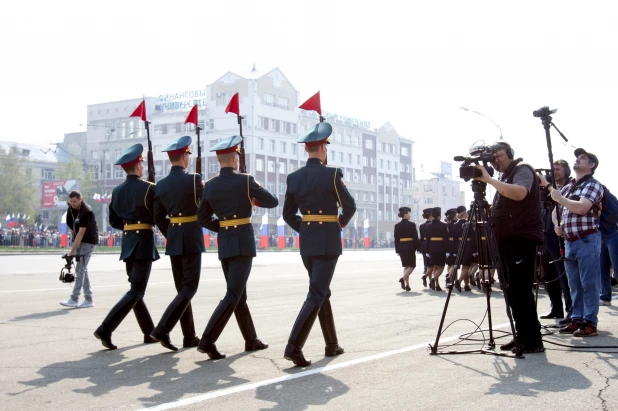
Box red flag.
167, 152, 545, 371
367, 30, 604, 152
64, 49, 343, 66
299, 91, 321, 115
225, 93, 240, 115
185, 104, 198, 125
129, 100, 147, 121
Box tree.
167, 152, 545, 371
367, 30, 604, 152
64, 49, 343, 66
0, 146, 38, 221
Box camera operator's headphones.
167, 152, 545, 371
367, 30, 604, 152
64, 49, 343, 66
555, 159, 571, 179
493, 141, 515, 160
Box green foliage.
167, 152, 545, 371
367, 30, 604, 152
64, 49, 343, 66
0, 146, 38, 220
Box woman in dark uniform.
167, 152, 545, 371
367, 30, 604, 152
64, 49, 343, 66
424, 207, 451, 291
394, 207, 420, 291
449, 206, 477, 292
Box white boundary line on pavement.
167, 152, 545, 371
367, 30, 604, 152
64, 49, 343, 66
0, 269, 402, 293
139, 322, 511, 411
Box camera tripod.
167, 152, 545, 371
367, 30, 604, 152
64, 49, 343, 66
429, 180, 521, 358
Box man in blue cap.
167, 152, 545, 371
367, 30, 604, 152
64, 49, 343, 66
150, 136, 204, 351
196, 135, 278, 359
94, 144, 158, 349
282, 122, 356, 366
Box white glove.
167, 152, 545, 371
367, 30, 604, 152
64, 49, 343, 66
473, 253, 478, 257
446, 253, 451, 257
426, 253, 430, 257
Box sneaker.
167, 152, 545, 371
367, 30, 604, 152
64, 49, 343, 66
78, 300, 94, 308
60, 298, 78, 308
558, 318, 572, 326
559, 321, 580, 334
600, 300, 612, 306
573, 323, 598, 337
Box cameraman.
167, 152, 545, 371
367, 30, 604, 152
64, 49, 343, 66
474, 142, 544, 353
545, 148, 603, 337
537, 161, 572, 321
60, 191, 99, 308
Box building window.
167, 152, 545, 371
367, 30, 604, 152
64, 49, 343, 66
267, 182, 275, 194
365, 139, 373, 149
114, 167, 123, 178
392, 177, 397, 186
401, 146, 409, 156
378, 176, 383, 185
279, 161, 286, 174
425, 198, 433, 204
278, 96, 289, 109
347, 153, 352, 164
336, 133, 342, 143
91, 151, 98, 160
356, 155, 361, 165
42, 169, 55, 180
362, 156, 368, 166
279, 183, 286, 194
354, 172, 359, 182
270, 139, 276, 151
370, 157, 375, 168
352, 136, 359, 147
385, 176, 390, 186
281, 141, 287, 154
385, 194, 390, 203
371, 194, 375, 202
406, 180, 411, 189
379, 159, 384, 169
424, 185, 433, 192
387, 160, 391, 170
209, 163, 219, 173
264, 93, 275, 105
292, 144, 297, 155
258, 138, 264, 150
267, 160, 275, 173
25, 168, 32, 177
344, 135, 351, 145
256, 158, 264, 171
363, 192, 368, 201
370, 175, 375, 184
209, 119, 214, 130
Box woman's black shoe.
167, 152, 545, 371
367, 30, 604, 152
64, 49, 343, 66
399, 278, 405, 290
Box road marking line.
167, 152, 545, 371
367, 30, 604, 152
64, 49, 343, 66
139, 322, 511, 411
0, 269, 402, 293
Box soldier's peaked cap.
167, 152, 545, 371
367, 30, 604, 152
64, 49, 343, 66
297, 122, 332, 146
162, 135, 192, 156
114, 143, 144, 168
210, 135, 242, 155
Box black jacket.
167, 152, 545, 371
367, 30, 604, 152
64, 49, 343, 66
198, 168, 278, 260
425, 220, 451, 254
283, 158, 356, 256
109, 175, 159, 261
154, 166, 205, 256
394, 219, 420, 254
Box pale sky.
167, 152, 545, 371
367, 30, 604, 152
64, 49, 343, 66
2, 0, 617, 195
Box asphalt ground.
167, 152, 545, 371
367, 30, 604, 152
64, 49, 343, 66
1, 251, 617, 411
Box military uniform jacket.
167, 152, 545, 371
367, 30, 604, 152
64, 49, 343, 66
419, 221, 429, 254
447, 220, 456, 254
283, 158, 356, 257
109, 175, 160, 262
198, 167, 278, 260
394, 220, 420, 254
154, 166, 205, 256
425, 220, 451, 254
451, 218, 476, 254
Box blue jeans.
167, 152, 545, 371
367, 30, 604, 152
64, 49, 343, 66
564, 232, 602, 326
71, 243, 96, 302
600, 231, 618, 302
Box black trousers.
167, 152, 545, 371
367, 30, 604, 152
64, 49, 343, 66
221, 256, 252, 306
125, 258, 152, 299
301, 255, 339, 307
170, 253, 201, 299
542, 242, 572, 316
499, 237, 542, 345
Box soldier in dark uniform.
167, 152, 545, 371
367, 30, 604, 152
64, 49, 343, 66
445, 208, 458, 272
150, 136, 204, 351
196, 136, 279, 359
394, 206, 420, 291
282, 122, 356, 367
94, 144, 158, 349
419, 208, 434, 287
424, 207, 451, 291
449, 205, 477, 292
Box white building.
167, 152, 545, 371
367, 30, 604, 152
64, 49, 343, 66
78, 66, 416, 240
411, 168, 466, 224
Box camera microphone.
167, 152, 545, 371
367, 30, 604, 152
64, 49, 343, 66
453, 156, 467, 161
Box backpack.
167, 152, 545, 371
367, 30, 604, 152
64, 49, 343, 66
598, 185, 618, 236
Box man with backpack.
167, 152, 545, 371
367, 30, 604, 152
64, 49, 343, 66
546, 148, 603, 337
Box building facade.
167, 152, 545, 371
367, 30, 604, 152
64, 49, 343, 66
411, 170, 466, 223
78, 66, 419, 240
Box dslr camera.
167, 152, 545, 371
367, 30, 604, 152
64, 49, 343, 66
60, 254, 76, 283
456, 145, 496, 182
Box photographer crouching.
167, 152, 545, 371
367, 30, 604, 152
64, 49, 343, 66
474, 142, 545, 354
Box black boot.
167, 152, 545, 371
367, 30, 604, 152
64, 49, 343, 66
398, 278, 405, 290
150, 295, 192, 352
235, 303, 268, 351
197, 300, 235, 359
319, 300, 344, 357
94, 294, 138, 350
284, 301, 320, 366
179, 303, 200, 347
133, 299, 156, 343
